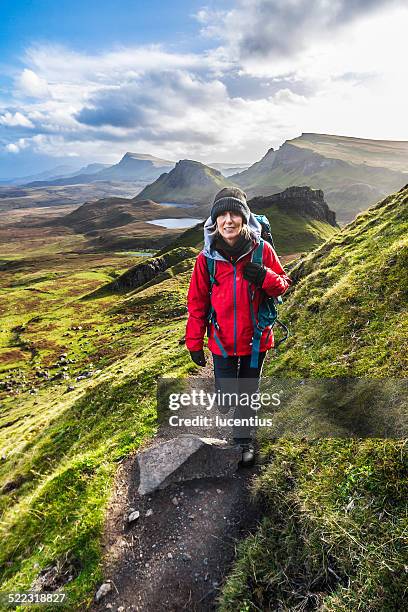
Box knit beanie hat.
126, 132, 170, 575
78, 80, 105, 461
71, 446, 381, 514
211, 187, 250, 224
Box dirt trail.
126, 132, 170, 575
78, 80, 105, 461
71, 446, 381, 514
93, 357, 263, 611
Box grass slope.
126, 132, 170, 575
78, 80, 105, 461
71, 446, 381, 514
268, 185, 408, 377
0, 247, 198, 610
218, 186, 408, 611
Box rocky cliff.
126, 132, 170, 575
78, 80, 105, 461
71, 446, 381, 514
249, 185, 337, 227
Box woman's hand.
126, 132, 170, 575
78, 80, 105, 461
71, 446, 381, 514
189, 349, 206, 366
243, 262, 267, 287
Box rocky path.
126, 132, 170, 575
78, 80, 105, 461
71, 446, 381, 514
92, 358, 263, 611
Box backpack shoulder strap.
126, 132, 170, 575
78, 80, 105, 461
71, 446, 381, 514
251, 238, 264, 265
205, 256, 218, 288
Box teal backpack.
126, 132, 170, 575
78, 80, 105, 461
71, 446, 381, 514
206, 214, 289, 368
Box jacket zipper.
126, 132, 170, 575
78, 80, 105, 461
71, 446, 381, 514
226, 241, 259, 356
236, 241, 259, 354
233, 263, 237, 355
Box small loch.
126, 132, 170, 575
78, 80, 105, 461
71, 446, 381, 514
146, 218, 204, 229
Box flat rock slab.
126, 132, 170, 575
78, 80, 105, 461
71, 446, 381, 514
137, 434, 241, 495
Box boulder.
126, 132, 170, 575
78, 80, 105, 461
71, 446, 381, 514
137, 435, 241, 495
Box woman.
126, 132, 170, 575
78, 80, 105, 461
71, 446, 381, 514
185, 187, 292, 466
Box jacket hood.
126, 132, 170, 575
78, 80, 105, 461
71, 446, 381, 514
202, 212, 262, 262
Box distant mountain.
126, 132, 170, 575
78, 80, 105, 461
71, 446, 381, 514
209, 162, 251, 177
95, 152, 174, 182
69, 162, 109, 177
48, 191, 203, 250
57, 197, 163, 233
24, 153, 175, 187
135, 159, 233, 205
0, 164, 82, 186
160, 185, 338, 256
231, 133, 408, 223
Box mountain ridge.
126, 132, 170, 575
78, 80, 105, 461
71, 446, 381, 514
24, 152, 175, 187
135, 159, 232, 204
231, 133, 407, 223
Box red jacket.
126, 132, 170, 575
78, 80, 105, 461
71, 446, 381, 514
185, 239, 292, 356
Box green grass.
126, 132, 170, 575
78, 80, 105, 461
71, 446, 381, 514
219, 439, 407, 612
0, 244, 200, 610
218, 186, 408, 611
267, 186, 408, 377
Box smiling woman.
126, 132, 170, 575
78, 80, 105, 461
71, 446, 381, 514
185, 186, 292, 466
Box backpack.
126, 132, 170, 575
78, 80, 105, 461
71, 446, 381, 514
253, 213, 276, 250
206, 215, 289, 368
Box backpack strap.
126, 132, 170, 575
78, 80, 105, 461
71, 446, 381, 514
251, 238, 264, 266
205, 256, 228, 358
206, 256, 217, 287
248, 239, 288, 368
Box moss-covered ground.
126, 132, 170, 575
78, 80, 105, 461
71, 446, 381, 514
218, 187, 408, 611
0, 244, 197, 610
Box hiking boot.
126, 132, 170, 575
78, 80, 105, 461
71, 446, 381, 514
234, 438, 256, 467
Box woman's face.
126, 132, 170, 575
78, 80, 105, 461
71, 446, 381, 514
216, 211, 243, 244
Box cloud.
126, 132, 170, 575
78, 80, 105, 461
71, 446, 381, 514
75, 70, 227, 129
1, 1, 407, 167
17, 68, 49, 98
196, 0, 402, 64
5, 143, 20, 153
0, 111, 34, 128
5, 138, 29, 153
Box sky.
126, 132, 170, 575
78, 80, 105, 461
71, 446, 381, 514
0, 0, 407, 178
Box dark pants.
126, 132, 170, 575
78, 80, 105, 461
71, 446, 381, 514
212, 352, 267, 441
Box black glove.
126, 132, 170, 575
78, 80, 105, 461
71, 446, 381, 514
190, 349, 206, 367
243, 262, 267, 287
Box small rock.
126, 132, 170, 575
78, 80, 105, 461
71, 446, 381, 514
216, 488, 223, 494
118, 607, 125, 612
66, 385, 75, 392
94, 582, 111, 602
172, 497, 179, 506
145, 509, 153, 517
128, 510, 140, 523
167, 552, 173, 559
181, 553, 192, 562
